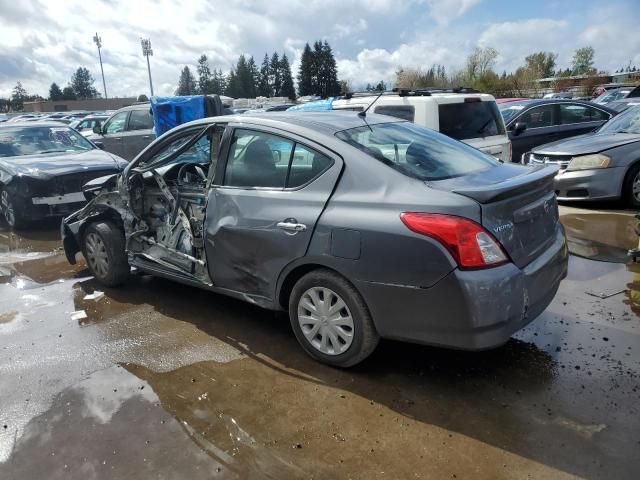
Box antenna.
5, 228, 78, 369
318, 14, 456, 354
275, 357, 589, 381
358, 89, 385, 118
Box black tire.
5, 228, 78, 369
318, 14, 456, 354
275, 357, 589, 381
0, 188, 26, 230
82, 221, 129, 287
623, 163, 640, 208
288, 269, 379, 368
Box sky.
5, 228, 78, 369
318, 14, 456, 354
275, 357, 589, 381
0, 0, 638, 99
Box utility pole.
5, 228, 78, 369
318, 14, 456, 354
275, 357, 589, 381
140, 38, 154, 97
93, 33, 108, 99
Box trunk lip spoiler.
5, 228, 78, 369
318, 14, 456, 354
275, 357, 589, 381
448, 165, 559, 204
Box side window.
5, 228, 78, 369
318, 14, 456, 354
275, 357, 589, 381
559, 104, 607, 124
374, 105, 415, 122
518, 105, 555, 128
287, 144, 332, 188
104, 111, 128, 134
128, 109, 154, 131
224, 129, 292, 188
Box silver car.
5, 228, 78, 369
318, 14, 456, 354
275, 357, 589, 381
62, 112, 567, 367
527, 105, 640, 207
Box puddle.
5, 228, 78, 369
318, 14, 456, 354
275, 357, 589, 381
562, 212, 636, 263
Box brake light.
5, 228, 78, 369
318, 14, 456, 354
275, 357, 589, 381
464, 97, 481, 103
400, 213, 509, 269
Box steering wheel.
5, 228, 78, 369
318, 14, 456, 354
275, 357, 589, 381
177, 162, 207, 186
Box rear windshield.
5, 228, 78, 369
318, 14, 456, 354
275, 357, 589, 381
438, 100, 505, 140
335, 121, 499, 181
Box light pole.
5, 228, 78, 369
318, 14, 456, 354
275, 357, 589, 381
93, 33, 108, 99
140, 38, 154, 97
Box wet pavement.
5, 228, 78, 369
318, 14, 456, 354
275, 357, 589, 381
0, 207, 638, 480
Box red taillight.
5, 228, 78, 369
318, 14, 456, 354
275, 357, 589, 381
464, 97, 481, 103
400, 213, 509, 269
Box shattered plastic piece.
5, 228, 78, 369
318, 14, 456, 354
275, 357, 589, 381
83, 291, 104, 301
70, 310, 87, 321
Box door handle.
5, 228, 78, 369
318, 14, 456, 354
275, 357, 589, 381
114, 137, 122, 141
277, 221, 307, 232
142, 135, 151, 139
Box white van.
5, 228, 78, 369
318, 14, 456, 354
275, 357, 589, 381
332, 88, 511, 162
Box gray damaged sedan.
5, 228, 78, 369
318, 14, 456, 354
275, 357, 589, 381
61, 112, 567, 367
527, 105, 640, 206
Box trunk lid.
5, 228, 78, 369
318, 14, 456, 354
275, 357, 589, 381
432, 164, 560, 268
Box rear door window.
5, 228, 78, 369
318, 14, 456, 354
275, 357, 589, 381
438, 101, 505, 140
374, 105, 415, 121
128, 109, 154, 130
559, 104, 610, 124
287, 144, 332, 188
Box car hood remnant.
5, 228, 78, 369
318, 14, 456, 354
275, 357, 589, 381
533, 132, 640, 156
0, 149, 127, 184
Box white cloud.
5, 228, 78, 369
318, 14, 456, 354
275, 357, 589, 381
425, 0, 482, 26
334, 19, 368, 38
478, 18, 570, 72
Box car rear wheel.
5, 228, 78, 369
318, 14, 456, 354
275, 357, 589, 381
623, 163, 640, 208
0, 189, 25, 229
82, 221, 129, 287
289, 269, 379, 367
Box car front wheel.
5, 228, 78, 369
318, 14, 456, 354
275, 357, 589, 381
0, 189, 25, 229
289, 269, 379, 367
624, 163, 640, 208
82, 221, 130, 287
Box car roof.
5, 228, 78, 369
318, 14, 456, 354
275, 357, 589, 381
182, 111, 403, 135
0, 121, 73, 128
498, 98, 616, 112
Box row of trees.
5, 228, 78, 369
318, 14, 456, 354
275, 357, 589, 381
48, 67, 100, 102
176, 51, 296, 99
395, 45, 609, 97
175, 40, 341, 100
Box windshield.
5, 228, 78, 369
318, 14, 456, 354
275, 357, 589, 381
335, 121, 499, 181
499, 103, 527, 122
438, 100, 505, 139
597, 105, 640, 134
0, 125, 95, 157
594, 89, 631, 104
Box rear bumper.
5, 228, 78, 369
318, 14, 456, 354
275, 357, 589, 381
554, 167, 625, 201
357, 227, 568, 350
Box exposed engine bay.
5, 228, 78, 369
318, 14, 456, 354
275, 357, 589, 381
125, 160, 211, 282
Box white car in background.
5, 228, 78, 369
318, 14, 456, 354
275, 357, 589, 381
332, 88, 512, 161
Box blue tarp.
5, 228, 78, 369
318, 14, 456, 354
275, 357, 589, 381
150, 96, 205, 137
286, 98, 336, 111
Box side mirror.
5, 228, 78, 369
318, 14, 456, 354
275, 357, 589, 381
94, 141, 105, 150
93, 124, 102, 134
512, 122, 527, 136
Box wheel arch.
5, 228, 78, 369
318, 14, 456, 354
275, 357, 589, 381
276, 259, 363, 311
621, 158, 640, 198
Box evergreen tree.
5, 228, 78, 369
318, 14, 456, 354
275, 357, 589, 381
279, 53, 296, 99
137, 94, 149, 102
210, 69, 226, 95
319, 41, 340, 98
258, 53, 271, 97
197, 54, 212, 94
225, 69, 240, 98
297, 43, 314, 96
246, 56, 259, 98
175, 66, 197, 95
270, 52, 281, 97
70, 67, 98, 99
11, 81, 27, 111
61, 86, 76, 100
49, 82, 63, 101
